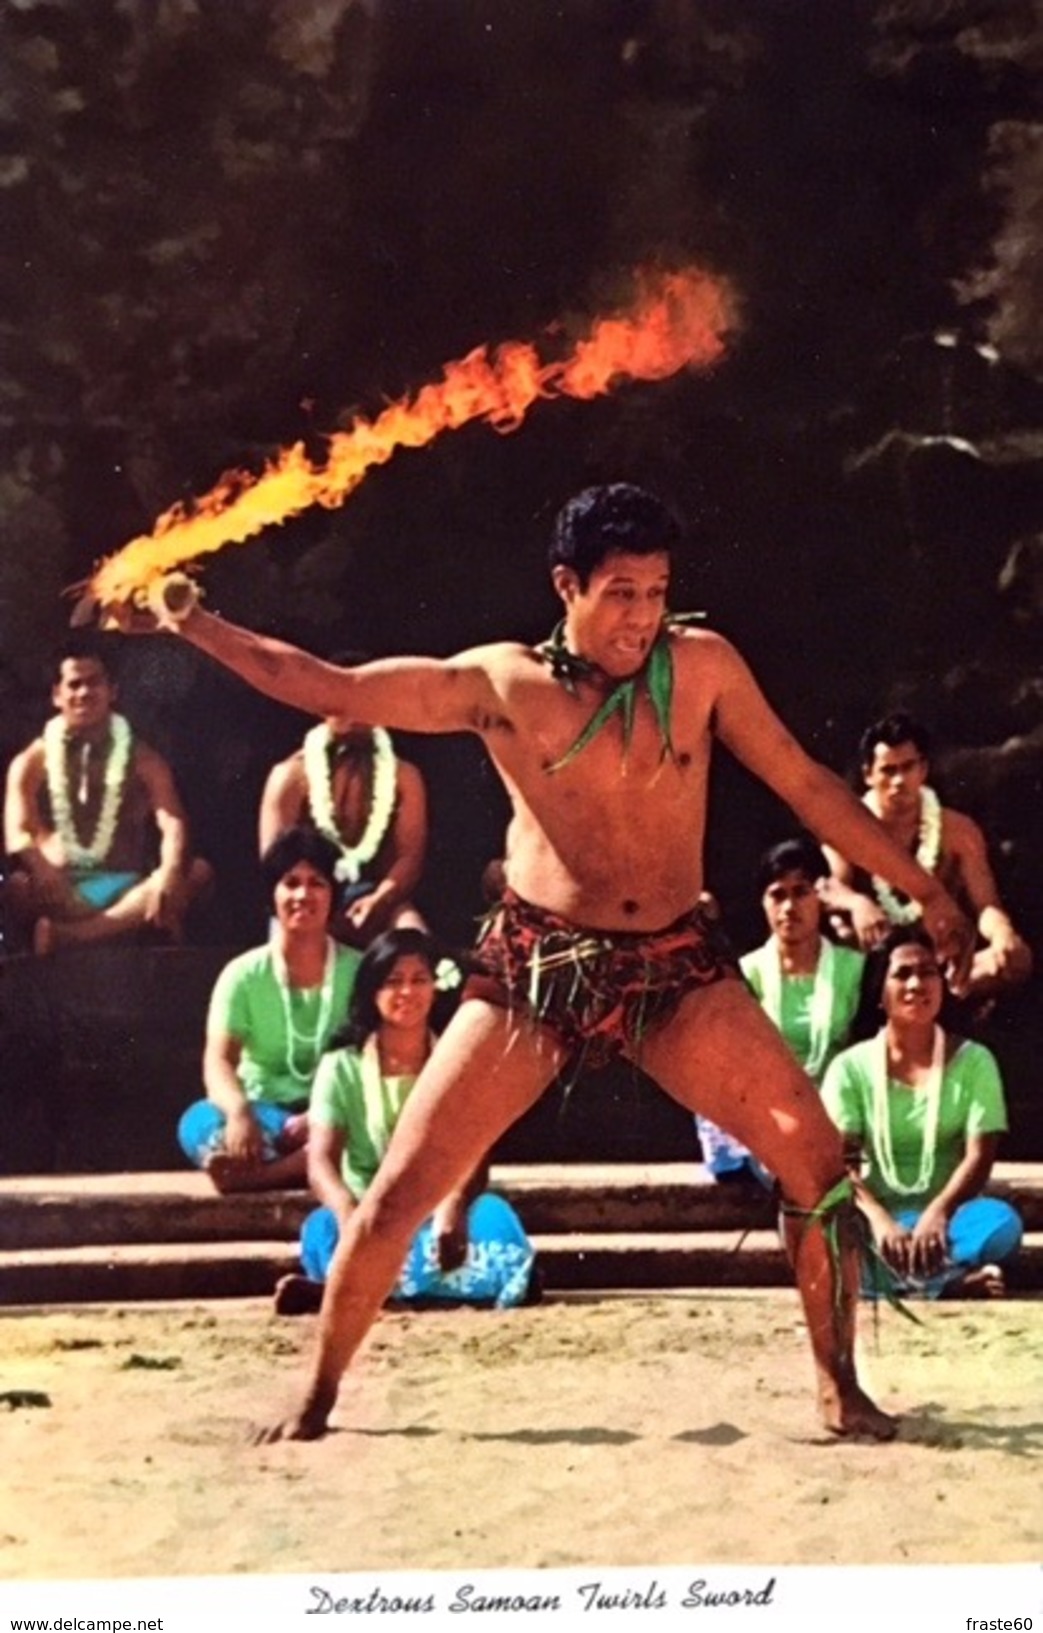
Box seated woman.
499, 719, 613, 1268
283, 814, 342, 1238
821, 924, 1022, 1298
696, 837, 866, 1183
178, 827, 361, 1193
275, 927, 537, 1314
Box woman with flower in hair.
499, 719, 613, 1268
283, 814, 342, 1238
275, 927, 537, 1314
178, 827, 361, 1192
821, 924, 1022, 1298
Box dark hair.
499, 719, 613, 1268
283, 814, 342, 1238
549, 483, 683, 588
51, 632, 118, 687
856, 922, 959, 1035
333, 928, 440, 1051
756, 836, 829, 896
859, 710, 931, 769
260, 825, 340, 900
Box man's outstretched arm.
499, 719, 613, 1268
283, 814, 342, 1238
135, 605, 497, 737
708, 637, 974, 979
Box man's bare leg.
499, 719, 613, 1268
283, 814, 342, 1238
637, 979, 897, 1441
257, 999, 566, 1443
38, 858, 213, 950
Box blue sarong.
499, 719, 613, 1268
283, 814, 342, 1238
177, 1099, 301, 1167
300, 1193, 537, 1309
863, 1195, 1022, 1300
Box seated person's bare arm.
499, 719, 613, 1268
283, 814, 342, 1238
203, 1033, 262, 1163
345, 762, 429, 939
946, 812, 1032, 983
258, 759, 307, 855
307, 1123, 356, 1225
908, 1131, 999, 1277
3, 748, 71, 902
137, 747, 193, 920
819, 842, 891, 949
431, 1156, 489, 1273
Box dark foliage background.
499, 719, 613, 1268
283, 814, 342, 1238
1, 0, 1039, 1157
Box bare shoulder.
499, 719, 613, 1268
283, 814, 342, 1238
671, 624, 740, 662
445, 640, 539, 728
670, 625, 747, 688
450, 639, 533, 686
8, 739, 45, 779
132, 739, 181, 791
5, 741, 44, 809
264, 749, 306, 788
941, 803, 988, 856
395, 757, 426, 795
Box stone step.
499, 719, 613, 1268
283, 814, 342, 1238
2, 1231, 1042, 1307
2, 1163, 1041, 1250
0, 1241, 298, 1306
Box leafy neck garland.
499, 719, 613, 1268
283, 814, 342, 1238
536, 612, 705, 772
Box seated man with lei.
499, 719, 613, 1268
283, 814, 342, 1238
178, 827, 361, 1193
821, 924, 1022, 1299
275, 927, 536, 1315
259, 687, 428, 949
3, 633, 212, 954
820, 711, 1032, 1009
696, 837, 866, 1185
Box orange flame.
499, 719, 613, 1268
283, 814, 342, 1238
88, 265, 735, 606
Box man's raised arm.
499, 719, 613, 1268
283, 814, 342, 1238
707, 635, 974, 980
146, 605, 493, 737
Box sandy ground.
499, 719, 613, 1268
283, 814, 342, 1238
0, 1290, 1040, 1582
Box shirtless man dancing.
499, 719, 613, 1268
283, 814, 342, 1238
117, 484, 970, 1442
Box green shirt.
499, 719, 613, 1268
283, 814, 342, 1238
740, 940, 865, 1084
821, 1035, 1008, 1213
206, 942, 361, 1107
309, 1038, 417, 1198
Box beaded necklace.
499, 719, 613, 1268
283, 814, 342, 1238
870, 1024, 945, 1197
272, 937, 338, 1087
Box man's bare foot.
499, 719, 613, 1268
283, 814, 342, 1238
274, 1273, 324, 1317
819, 1383, 899, 1442
251, 1396, 333, 1444
32, 916, 55, 957
946, 1263, 1006, 1300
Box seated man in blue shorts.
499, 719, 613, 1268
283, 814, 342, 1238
3, 634, 211, 953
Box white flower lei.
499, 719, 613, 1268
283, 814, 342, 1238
871, 1024, 945, 1197
42, 712, 133, 869
302, 723, 397, 884
869, 785, 942, 925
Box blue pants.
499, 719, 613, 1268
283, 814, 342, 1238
864, 1196, 1022, 1299
694, 1114, 773, 1189
177, 1099, 298, 1167
300, 1193, 536, 1309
